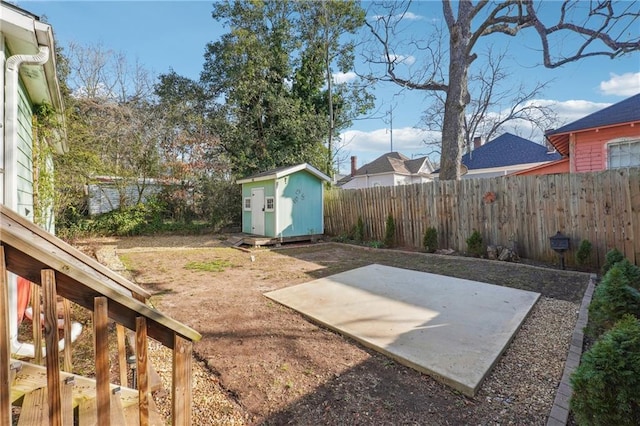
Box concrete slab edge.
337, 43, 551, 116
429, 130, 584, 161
264, 291, 478, 397
546, 273, 597, 426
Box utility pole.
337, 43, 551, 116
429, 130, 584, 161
388, 105, 393, 152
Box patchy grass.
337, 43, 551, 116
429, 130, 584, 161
184, 259, 232, 273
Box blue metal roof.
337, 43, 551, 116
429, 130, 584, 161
461, 133, 562, 170
546, 93, 640, 136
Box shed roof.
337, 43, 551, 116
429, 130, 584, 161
236, 163, 330, 184
545, 94, 640, 155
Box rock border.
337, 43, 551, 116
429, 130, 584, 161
546, 273, 597, 426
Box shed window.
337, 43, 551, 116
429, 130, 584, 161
265, 197, 275, 212
608, 139, 640, 169
244, 197, 251, 211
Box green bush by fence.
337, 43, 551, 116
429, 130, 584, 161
324, 169, 640, 268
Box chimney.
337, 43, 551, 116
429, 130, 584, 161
351, 156, 357, 177
473, 136, 483, 149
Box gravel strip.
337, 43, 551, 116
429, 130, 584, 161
473, 296, 578, 424
147, 341, 248, 424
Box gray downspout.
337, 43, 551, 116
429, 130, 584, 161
4, 46, 50, 357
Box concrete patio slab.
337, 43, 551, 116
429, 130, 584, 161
264, 264, 540, 396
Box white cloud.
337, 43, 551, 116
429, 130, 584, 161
333, 71, 357, 84
481, 99, 611, 142
542, 99, 611, 124
599, 72, 640, 96
387, 54, 416, 66
370, 12, 424, 22
401, 12, 423, 20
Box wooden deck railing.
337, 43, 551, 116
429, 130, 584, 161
1, 205, 201, 425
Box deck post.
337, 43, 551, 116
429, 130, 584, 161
136, 317, 149, 425
116, 324, 128, 386
31, 283, 42, 364
93, 296, 110, 424
62, 298, 72, 372
172, 335, 193, 426
1, 246, 12, 426
42, 269, 62, 426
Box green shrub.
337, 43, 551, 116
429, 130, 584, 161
615, 259, 640, 291
586, 265, 640, 339
575, 239, 592, 267
571, 315, 640, 425
89, 200, 165, 236
355, 216, 364, 243
423, 227, 438, 253
466, 230, 484, 257
384, 213, 396, 248
602, 248, 625, 274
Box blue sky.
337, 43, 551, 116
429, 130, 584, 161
18, 1, 640, 174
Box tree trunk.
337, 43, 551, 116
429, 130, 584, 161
439, 4, 472, 181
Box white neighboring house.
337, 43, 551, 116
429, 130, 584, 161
339, 153, 434, 189
87, 176, 166, 216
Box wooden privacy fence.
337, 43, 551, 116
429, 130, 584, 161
324, 168, 640, 269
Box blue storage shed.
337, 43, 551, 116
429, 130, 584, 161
237, 163, 330, 239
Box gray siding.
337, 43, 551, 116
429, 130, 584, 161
16, 81, 34, 221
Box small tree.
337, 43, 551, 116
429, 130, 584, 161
602, 248, 625, 275
384, 213, 396, 248
354, 216, 364, 243
575, 239, 592, 268
423, 227, 438, 253
466, 230, 483, 257
571, 315, 640, 425
586, 265, 640, 339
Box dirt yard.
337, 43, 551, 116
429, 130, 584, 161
93, 235, 590, 425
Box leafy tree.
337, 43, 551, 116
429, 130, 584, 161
201, 0, 372, 178
365, 1, 640, 180
295, 0, 374, 177
56, 42, 161, 220
153, 71, 228, 222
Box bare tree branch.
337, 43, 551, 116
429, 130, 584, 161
525, 0, 640, 68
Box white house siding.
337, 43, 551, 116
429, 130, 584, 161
88, 182, 163, 215
16, 82, 34, 221
342, 173, 396, 189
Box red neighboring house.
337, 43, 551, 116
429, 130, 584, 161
518, 94, 640, 175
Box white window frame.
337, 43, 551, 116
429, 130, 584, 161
265, 196, 275, 212
243, 197, 251, 211
607, 138, 640, 169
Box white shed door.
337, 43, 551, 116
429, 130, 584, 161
251, 187, 265, 235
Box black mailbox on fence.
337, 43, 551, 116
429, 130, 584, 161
550, 231, 570, 269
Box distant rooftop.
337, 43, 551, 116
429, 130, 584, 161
461, 133, 562, 170
353, 152, 433, 176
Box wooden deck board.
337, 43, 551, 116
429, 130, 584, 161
10, 359, 139, 408
17, 387, 47, 426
